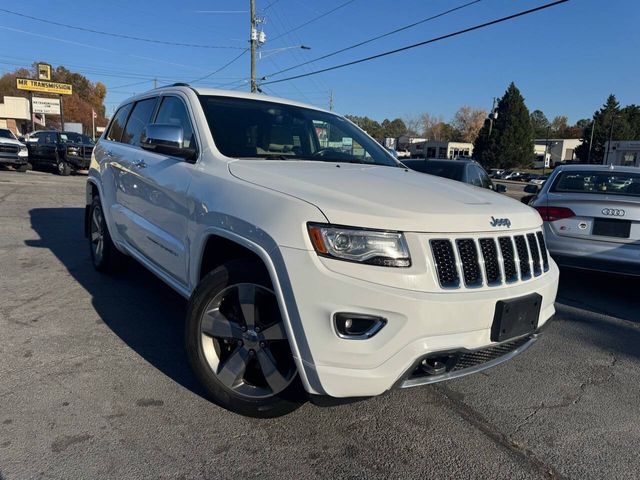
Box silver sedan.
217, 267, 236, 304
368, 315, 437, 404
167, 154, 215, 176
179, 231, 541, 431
527, 165, 640, 276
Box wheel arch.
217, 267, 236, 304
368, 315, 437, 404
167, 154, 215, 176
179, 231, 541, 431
192, 227, 323, 395
84, 179, 101, 238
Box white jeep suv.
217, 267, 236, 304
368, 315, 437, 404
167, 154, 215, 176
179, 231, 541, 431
86, 84, 559, 417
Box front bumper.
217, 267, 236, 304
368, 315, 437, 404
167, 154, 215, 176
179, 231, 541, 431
66, 155, 91, 169
279, 246, 559, 398
0, 153, 27, 165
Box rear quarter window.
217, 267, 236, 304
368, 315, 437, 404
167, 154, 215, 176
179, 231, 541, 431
106, 104, 132, 142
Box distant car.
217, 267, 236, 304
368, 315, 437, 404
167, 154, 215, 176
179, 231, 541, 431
0, 128, 29, 172
503, 171, 523, 181
528, 165, 640, 276
403, 158, 507, 193
25, 130, 94, 175
489, 168, 505, 179
529, 174, 549, 185
396, 149, 411, 159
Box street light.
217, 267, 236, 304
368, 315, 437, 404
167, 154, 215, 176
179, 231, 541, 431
258, 45, 310, 60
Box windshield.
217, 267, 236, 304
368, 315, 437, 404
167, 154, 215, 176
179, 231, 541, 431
62, 132, 82, 143
199, 95, 399, 166
0, 128, 17, 140
420, 162, 465, 181
551, 170, 640, 197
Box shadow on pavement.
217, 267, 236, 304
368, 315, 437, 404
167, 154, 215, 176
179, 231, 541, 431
556, 267, 640, 323
26, 207, 207, 399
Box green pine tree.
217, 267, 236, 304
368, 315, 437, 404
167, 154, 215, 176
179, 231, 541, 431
575, 94, 620, 164
474, 83, 533, 169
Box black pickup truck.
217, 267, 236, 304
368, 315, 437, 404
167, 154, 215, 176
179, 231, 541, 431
24, 130, 95, 175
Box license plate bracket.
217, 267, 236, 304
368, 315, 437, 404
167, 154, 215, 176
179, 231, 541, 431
592, 218, 631, 238
491, 293, 542, 342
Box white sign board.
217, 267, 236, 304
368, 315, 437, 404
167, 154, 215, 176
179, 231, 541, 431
32, 97, 61, 115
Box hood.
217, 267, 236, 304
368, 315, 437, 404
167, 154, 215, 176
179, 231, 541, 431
229, 161, 542, 233
0, 137, 25, 147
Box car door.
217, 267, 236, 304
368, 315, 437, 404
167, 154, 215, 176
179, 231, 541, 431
106, 97, 159, 256
119, 94, 196, 284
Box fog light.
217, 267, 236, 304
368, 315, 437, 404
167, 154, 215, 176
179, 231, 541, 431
334, 313, 386, 339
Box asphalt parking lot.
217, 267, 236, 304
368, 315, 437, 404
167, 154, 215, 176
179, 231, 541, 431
1, 169, 639, 480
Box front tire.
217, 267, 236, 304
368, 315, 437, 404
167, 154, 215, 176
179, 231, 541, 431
15, 163, 30, 173
88, 196, 127, 273
186, 259, 304, 417
56, 154, 71, 176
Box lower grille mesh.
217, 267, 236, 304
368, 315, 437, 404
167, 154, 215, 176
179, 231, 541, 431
452, 336, 532, 371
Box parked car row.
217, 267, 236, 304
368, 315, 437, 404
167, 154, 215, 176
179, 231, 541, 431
0, 128, 30, 172
0, 129, 95, 175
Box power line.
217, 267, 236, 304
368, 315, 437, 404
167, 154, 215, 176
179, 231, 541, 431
0, 8, 244, 49
108, 80, 153, 90
190, 49, 249, 83
262, 0, 281, 11
262, 0, 569, 85
269, 0, 357, 42
264, 0, 482, 79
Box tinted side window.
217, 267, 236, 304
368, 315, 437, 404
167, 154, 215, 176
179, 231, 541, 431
154, 96, 195, 148
468, 166, 483, 187
477, 167, 493, 189
122, 98, 157, 146
106, 104, 132, 142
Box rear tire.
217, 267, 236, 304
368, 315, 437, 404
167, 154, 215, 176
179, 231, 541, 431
186, 259, 305, 418
88, 196, 127, 273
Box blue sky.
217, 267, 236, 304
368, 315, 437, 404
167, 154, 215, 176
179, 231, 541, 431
1, 0, 637, 124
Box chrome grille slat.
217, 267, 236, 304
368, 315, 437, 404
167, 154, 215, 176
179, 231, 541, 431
514, 235, 531, 280
455, 239, 483, 288
537, 231, 549, 271
430, 239, 460, 289
498, 236, 518, 283
527, 233, 542, 276
479, 238, 501, 286
430, 230, 548, 290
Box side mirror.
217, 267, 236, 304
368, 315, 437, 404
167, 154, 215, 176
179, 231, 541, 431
495, 184, 507, 193
523, 184, 540, 194
140, 124, 197, 162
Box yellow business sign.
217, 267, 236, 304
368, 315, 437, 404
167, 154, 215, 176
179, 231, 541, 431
37, 63, 51, 81
16, 78, 72, 95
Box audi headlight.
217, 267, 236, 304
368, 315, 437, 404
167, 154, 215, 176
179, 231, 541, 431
307, 223, 410, 267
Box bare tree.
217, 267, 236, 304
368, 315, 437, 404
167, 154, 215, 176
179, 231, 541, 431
452, 106, 487, 143
420, 113, 446, 140
402, 115, 423, 136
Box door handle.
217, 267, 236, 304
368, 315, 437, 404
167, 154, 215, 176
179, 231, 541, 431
132, 159, 147, 168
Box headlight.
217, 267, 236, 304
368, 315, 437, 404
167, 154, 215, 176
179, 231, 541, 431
307, 223, 411, 267
19, 146, 28, 155
67, 147, 79, 155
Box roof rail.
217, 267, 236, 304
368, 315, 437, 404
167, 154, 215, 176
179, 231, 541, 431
171, 82, 190, 87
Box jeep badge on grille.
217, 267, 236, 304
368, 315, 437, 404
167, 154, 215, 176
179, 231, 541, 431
490, 216, 511, 228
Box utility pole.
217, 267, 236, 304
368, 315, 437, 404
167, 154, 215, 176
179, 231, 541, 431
250, 0, 257, 93
488, 97, 497, 137
604, 114, 616, 165
587, 119, 595, 164
153, 78, 157, 89
329, 90, 333, 111
542, 125, 550, 174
